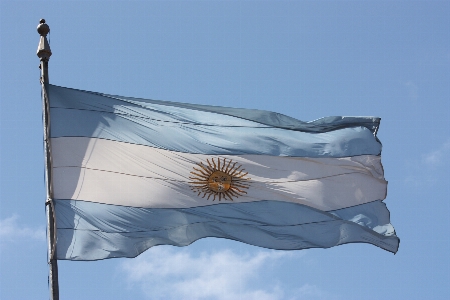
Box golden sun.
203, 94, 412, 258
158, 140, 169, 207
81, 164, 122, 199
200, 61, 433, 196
189, 157, 250, 201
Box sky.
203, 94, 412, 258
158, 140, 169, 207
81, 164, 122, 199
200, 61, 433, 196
1, 1, 449, 299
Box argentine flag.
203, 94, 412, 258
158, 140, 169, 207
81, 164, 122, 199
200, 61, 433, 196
48, 85, 399, 260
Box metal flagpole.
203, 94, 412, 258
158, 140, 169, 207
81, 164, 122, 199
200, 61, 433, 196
37, 19, 59, 300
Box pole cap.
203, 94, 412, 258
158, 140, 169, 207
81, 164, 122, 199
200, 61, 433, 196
37, 19, 50, 36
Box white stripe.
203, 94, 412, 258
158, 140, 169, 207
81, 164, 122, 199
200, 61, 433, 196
52, 137, 386, 210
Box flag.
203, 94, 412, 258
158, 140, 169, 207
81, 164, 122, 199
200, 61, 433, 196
48, 85, 399, 260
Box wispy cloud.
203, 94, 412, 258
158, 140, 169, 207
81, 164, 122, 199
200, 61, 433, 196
0, 214, 46, 242
404, 139, 450, 186
121, 247, 332, 300
422, 139, 450, 166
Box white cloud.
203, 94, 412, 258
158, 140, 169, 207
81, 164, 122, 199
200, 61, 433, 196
121, 247, 332, 300
0, 214, 46, 242
404, 139, 450, 186
422, 140, 450, 166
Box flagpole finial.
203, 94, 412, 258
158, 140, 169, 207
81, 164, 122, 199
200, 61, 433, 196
37, 19, 51, 61
37, 19, 50, 36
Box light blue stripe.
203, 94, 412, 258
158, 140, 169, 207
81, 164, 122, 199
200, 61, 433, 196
55, 200, 398, 260
49, 85, 381, 133
48, 85, 382, 157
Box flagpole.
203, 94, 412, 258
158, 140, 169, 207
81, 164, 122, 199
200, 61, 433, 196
37, 19, 59, 300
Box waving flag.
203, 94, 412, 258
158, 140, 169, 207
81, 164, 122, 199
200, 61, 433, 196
48, 85, 399, 260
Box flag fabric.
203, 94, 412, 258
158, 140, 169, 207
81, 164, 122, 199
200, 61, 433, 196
48, 85, 399, 260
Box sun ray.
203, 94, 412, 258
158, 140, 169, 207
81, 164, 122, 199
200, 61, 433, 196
232, 187, 248, 194
192, 167, 210, 177
229, 166, 244, 176
190, 172, 208, 179
224, 159, 232, 173
223, 192, 233, 201
227, 189, 242, 198
206, 159, 213, 169
232, 184, 250, 190
198, 163, 212, 173
234, 171, 248, 178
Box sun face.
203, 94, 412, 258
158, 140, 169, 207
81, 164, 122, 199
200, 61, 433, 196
189, 157, 250, 201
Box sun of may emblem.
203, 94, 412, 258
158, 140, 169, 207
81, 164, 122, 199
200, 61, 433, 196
189, 157, 251, 201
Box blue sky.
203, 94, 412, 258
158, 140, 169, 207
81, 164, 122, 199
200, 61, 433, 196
1, 1, 449, 299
